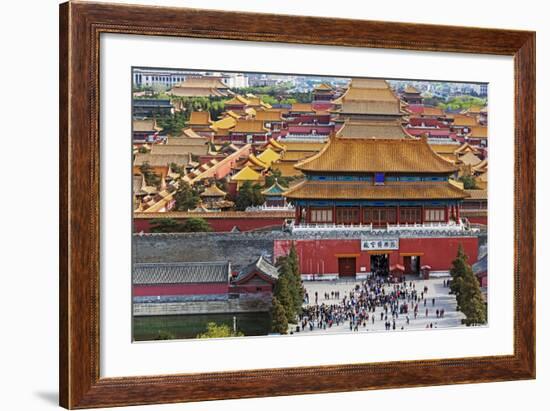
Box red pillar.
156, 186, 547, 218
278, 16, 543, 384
420, 205, 425, 224
456, 203, 461, 222
332, 204, 336, 224
295, 206, 300, 224
445, 205, 449, 223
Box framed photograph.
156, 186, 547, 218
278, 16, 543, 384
59, 1, 535, 408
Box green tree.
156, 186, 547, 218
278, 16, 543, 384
264, 169, 290, 188
270, 297, 288, 334
181, 217, 212, 232
459, 175, 477, 189
234, 181, 265, 210
449, 245, 469, 301
287, 244, 304, 316
149, 218, 181, 233
449, 245, 487, 326
273, 264, 295, 323
197, 322, 243, 339
173, 180, 200, 211
157, 111, 186, 135
140, 162, 161, 187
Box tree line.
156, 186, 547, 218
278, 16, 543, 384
449, 245, 487, 326
271, 245, 304, 334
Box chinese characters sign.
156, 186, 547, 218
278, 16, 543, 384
361, 237, 399, 251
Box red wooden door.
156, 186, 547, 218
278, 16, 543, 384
338, 257, 356, 276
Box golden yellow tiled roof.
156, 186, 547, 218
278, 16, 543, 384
225, 95, 250, 105
284, 180, 469, 200
464, 189, 487, 200
295, 137, 458, 173
233, 119, 268, 133
150, 144, 207, 156
210, 116, 237, 131
246, 154, 268, 169
314, 83, 333, 91
472, 159, 488, 172
463, 105, 484, 114
469, 126, 488, 138
349, 78, 389, 89
458, 151, 482, 167
337, 120, 413, 139
225, 110, 242, 119
165, 136, 207, 145
256, 147, 280, 166
231, 166, 262, 181
133, 119, 162, 132
134, 153, 191, 167
337, 87, 399, 103
267, 138, 286, 151
450, 114, 477, 127
281, 150, 320, 162
403, 85, 420, 94
174, 77, 229, 89
431, 144, 462, 154
245, 96, 261, 106
271, 161, 304, 177
200, 184, 227, 197
188, 111, 211, 125
244, 107, 257, 117
455, 142, 479, 154
255, 110, 283, 122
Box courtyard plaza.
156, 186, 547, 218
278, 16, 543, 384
294, 276, 465, 334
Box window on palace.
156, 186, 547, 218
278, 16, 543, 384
336, 207, 360, 224
425, 207, 446, 222
363, 207, 397, 226
399, 207, 422, 224
310, 208, 333, 223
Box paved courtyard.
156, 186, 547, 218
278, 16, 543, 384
295, 276, 465, 335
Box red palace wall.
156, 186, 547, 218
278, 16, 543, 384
274, 236, 478, 277
133, 283, 229, 297
134, 216, 288, 233
467, 216, 488, 225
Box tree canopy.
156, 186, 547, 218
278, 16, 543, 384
459, 175, 477, 190
197, 322, 243, 339
234, 181, 264, 210
449, 245, 487, 326
173, 180, 200, 211
273, 244, 303, 324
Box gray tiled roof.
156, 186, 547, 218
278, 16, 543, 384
235, 256, 279, 282
133, 262, 231, 285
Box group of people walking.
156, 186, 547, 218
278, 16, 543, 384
298, 276, 447, 333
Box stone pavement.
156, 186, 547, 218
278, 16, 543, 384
293, 276, 465, 335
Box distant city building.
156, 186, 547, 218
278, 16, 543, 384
133, 68, 196, 88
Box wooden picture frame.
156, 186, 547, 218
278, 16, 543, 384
59, 1, 535, 408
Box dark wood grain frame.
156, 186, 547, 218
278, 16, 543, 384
59, 1, 536, 408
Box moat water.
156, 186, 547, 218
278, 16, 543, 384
133, 312, 271, 341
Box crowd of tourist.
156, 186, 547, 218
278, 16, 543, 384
298, 276, 449, 333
